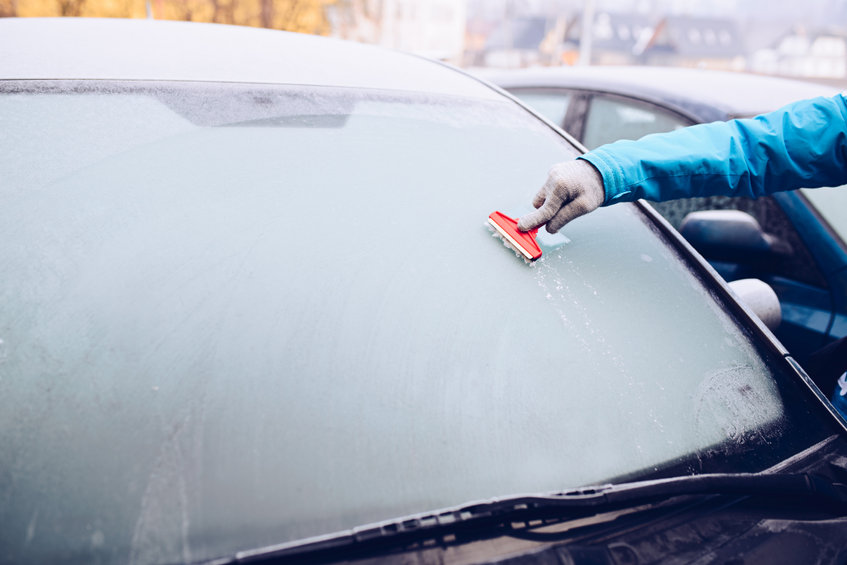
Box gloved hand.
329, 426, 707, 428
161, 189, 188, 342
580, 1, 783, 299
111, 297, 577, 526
517, 159, 605, 233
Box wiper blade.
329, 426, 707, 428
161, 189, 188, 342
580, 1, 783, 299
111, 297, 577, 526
218, 472, 847, 564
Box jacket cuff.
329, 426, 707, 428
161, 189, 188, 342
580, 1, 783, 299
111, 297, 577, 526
579, 151, 635, 206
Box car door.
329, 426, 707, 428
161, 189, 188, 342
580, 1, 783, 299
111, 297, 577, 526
791, 187, 847, 344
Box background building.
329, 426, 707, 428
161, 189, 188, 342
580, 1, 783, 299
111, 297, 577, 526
329, 0, 467, 63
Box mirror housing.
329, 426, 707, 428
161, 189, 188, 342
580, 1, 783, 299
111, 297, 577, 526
679, 210, 790, 263
727, 278, 782, 331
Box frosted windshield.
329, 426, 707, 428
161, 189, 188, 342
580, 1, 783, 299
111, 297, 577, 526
0, 82, 833, 564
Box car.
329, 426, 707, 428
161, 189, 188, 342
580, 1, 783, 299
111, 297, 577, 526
1, 18, 846, 565
480, 65, 847, 384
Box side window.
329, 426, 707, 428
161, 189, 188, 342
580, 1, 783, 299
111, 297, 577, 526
508, 90, 571, 127
802, 185, 847, 246
582, 94, 690, 149
650, 196, 829, 288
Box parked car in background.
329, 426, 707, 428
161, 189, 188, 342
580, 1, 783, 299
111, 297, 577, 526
480, 65, 846, 379
2, 20, 846, 565
475, 65, 839, 150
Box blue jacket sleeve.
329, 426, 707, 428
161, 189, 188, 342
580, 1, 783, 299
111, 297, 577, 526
581, 93, 847, 205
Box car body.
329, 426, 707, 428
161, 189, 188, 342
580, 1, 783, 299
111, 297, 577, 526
481, 65, 847, 376
1, 19, 846, 565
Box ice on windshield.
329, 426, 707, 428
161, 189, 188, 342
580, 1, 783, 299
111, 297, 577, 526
1, 91, 196, 191
0, 82, 830, 564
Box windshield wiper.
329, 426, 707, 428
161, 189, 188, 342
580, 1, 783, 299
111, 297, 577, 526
213, 471, 847, 564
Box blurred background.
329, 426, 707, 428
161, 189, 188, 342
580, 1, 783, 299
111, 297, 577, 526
3, 0, 847, 86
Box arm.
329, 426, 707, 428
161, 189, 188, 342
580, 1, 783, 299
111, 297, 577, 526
519, 93, 847, 233
587, 93, 847, 205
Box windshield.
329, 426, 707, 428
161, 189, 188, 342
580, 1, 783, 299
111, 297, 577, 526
0, 81, 837, 564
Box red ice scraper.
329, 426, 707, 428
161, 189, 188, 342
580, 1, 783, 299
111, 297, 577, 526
488, 211, 542, 261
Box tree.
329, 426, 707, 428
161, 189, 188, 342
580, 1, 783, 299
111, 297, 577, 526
56, 0, 85, 16
0, 0, 18, 17
11, 0, 337, 35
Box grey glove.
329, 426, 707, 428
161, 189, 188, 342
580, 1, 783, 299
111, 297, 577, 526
517, 159, 605, 233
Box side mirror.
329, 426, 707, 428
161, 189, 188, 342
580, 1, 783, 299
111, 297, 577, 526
727, 278, 782, 331
679, 210, 790, 263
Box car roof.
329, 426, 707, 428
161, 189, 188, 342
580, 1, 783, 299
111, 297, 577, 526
0, 17, 500, 100
478, 65, 841, 120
